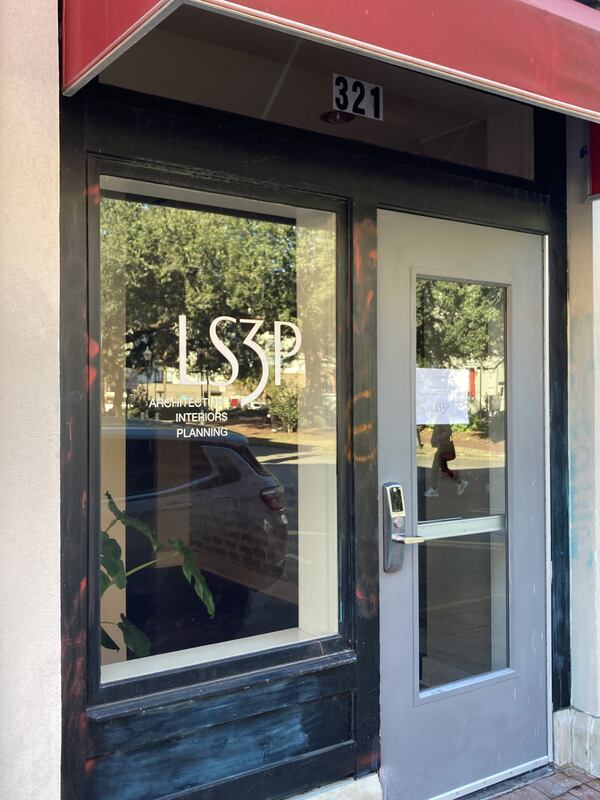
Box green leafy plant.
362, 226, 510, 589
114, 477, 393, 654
100, 491, 215, 658
268, 384, 299, 432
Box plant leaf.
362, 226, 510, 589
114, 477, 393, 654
101, 626, 120, 652
172, 539, 215, 618
99, 569, 112, 597
118, 614, 150, 658
105, 491, 159, 552
101, 530, 127, 589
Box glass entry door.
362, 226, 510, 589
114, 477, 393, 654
377, 211, 548, 800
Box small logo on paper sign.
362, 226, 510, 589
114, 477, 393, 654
416, 368, 470, 425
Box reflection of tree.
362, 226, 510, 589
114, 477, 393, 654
296, 224, 336, 418
100, 199, 298, 396
268, 384, 300, 432
416, 280, 504, 370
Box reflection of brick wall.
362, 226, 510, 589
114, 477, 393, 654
190, 509, 287, 590
280, 484, 298, 587
202, 528, 286, 576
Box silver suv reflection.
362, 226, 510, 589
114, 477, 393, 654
102, 420, 289, 591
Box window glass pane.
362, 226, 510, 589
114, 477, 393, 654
416, 279, 506, 523
415, 278, 508, 689
98, 178, 338, 682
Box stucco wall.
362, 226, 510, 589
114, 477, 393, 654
568, 117, 600, 718
563, 116, 600, 773
0, 2, 61, 798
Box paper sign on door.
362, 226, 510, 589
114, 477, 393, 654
416, 368, 470, 425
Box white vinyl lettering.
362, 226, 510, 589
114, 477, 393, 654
179, 314, 240, 386
208, 316, 239, 386
178, 314, 207, 385
178, 314, 302, 405
274, 321, 302, 385
239, 319, 268, 406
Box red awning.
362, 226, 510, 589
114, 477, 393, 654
63, 0, 600, 121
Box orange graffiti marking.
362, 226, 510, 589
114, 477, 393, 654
354, 390, 371, 403
85, 184, 100, 206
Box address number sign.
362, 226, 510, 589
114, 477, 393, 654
332, 73, 383, 121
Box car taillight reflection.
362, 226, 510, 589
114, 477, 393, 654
260, 486, 286, 511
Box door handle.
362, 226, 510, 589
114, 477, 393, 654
383, 482, 426, 572
391, 533, 426, 544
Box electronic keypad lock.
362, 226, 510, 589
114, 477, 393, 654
382, 482, 425, 573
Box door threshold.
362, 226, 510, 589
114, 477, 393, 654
459, 765, 556, 800
427, 760, 552, 800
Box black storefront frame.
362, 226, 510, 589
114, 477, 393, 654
86, 157, 354, 705
61, 83, 568, 800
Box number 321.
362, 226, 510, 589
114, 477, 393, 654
333, 74, 382, 121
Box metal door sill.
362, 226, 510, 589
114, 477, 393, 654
427, 759, 552, 800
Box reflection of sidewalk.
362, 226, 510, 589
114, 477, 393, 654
418, 429, 505, 470
228, 420, 335, 451
417, 449, 505, 470
257, 449, 336, 466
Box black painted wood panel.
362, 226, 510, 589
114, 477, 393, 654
160, 743, 356, 800
60, 89, 92, 800
535, 109, 570, 711
351, 203, 380, 776
87, 693, 353, 800
88, 661, 355, 755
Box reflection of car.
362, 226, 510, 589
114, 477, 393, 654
102, 420, 289, 591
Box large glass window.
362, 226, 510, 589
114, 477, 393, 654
98, 177, 338, 682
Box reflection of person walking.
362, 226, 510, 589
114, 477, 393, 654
424, 424, 468, 498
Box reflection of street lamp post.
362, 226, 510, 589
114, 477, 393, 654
143, 345, 152, 413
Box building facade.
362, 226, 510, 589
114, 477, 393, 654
2, 2, 600, 799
